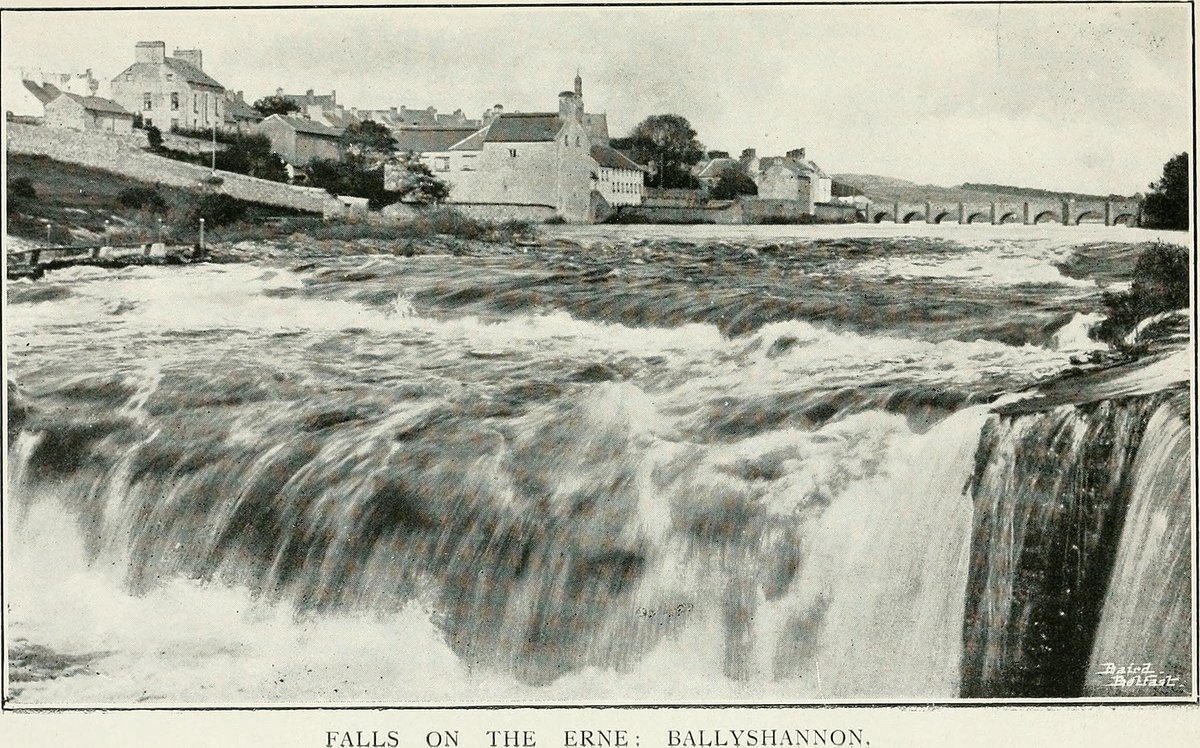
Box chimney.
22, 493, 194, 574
276, 87, 284, 97
787, 147, 806, 161
494, 104, 503, 113
741, 148, 757, 160
575, 71, 583, 99
135, 41, 167, 65
173, 49, 203, 70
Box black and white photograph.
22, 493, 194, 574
0, 0, 1195, 739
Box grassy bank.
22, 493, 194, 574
5, 154, 537, 251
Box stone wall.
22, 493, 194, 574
451, 203, 558, 223
160, 132, 227, 154
742, 198, 859, 223
7, 123, 336, 214
617, 200, 744, 224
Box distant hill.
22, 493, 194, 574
832, 173, 1132, 204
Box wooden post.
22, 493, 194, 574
199, 217, 206, 252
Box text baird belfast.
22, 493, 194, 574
667, 730, 866, 747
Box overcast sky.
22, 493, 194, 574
1, 3, 1191, 194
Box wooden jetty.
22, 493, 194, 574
6, 242, 207, 280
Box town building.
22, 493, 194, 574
110, 42, 227, 131
277, 88, 338, 118
749, 148, 833, 210
255, 114, 344, 168
42, 91, 135, 134
384, 75, 643, 222
21, 68, 101, 98
691, 156, 741, 191
224, 90, 264, 131
591, 144, 646, 207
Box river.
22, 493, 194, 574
4, 222, 1192, 705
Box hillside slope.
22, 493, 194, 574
834, 173, 1128, 204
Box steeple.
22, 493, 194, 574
574, 69, 583, 99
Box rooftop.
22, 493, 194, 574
484, 113, 564, 143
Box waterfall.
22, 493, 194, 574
1086, 390, 1192, 696
960, 387, 1189, 698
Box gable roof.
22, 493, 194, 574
591, 144, 647, 172
164, 57, 224, 89
449, 127, 488, 151
392, 126, 482, 153
264, 114, 344, 138
58, 91, 134, 117
23, 80, 61, 105
758, 156, 828, 179
484, 113, 564, 143
112, 59, 224, 90
225, 96, 263, 123
693, 157, 738, 179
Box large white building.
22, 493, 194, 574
110, 41, 227, 132
386, 76, 646, 222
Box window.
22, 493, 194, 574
575, 136, 580, 147
193, 95, 199, 114
171, 93, 179, 111
143, 93, 152, 111
564, 136, 568, 146
461, 155, 476, 171
125, 73, 133, 82
508, 148, 517, 158
434, 157, 450, 172
166, 73, 174, 81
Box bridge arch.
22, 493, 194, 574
998, 212, 1020, 224
873, 212, 893, 223
966, 212, 989, 224
902, 211, 925, 223
1074, 210, 1103, 225
1112, 213, 1136, 226
933, 211, 956, 224
1033, 210, 1060, 224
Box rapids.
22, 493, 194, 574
3, 223, 1192, 704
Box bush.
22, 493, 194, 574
8, 176, 36, 201
1093, 243, 1189, 345
118, 186, 168, 213
145, 124, 163, 150
188, 193, 250, 227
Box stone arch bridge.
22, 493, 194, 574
861, 198, 1140, 226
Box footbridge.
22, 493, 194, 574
862, 198, 1140, 226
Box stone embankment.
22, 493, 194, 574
7, 123, 340, 215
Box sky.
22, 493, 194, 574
1, 3, 1192, 195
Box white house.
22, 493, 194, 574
386, 76, 644, 222
110, 41, 227, 131
42, 91, 135, 134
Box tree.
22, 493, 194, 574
214, 134, 287, 182
1093, 243, 1189, 345
252, 95, 300, 117
389, 153, 451, 205
613, 114, 704, 189
341, 120, 396, 168
1141, 152, 1189, 230
709, 168, 758, 199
